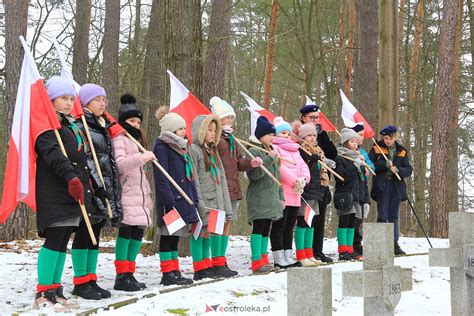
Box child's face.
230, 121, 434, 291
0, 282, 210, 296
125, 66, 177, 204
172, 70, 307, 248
302, 111, 320, 126
303, 134, 317, 145
260, 133, 275, 146
204, 121, 217, 144
125, 117, 142, 129
278, 130, 291, 138
53, 95, 75, 115
86, 96, 107, 116
346, 138, 359, 151
175, 127, 186, 138
221, 116, 234, 127
357, 130, 364, 145
383, 134, 397, 147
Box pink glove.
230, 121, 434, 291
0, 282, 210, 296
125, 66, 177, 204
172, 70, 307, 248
250, 157, 263, 168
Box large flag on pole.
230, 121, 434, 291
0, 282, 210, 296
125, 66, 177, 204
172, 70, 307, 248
167, 70, 210, 141
339, 89, 375, 138
240, 91, 276, 137
0, 36, 62, 223
304, 96, 337, 133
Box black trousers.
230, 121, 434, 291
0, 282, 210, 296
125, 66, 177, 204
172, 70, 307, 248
118, 225, 144, 241
313, 189, 330, 253
72, 220, 105, 250
252, 219, 272, 237
270, 206, 298, 251
159, 235, 179, 252
353, 217, 363, 247
339, 213, 355, 229
43, 226, 74, 252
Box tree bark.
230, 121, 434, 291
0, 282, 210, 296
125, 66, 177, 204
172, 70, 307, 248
202, 0, 233, 106
3, 0, 29, 241
429, 0, 459, 237
127, 0, 141, 94
344, 0, 356, 95
261, 0, 278, 109
102, 0, 120, 114
72, 0, 91, 85
468, 0, 474, 98
378, 0, 399, 129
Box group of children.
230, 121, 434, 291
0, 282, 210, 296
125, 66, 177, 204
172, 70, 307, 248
32, 75, 412, 312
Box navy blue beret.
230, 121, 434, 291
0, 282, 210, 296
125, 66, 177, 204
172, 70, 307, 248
380, 125, 398, 135
299, 104, 320, 114
350, 123, 364, 133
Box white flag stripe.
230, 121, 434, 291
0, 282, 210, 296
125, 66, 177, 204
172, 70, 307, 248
167, 70, 190, 110
192, 212, 203, 240
167, 216, 186, 235
340, 89, 360, 128
214, 209, 225, 235
240, 91, 264, 111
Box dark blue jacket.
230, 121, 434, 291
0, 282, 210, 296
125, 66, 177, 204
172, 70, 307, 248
369, 141, 413, 201
153, 139, 199, 225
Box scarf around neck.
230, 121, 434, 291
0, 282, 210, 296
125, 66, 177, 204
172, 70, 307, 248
159, 131, 193, 180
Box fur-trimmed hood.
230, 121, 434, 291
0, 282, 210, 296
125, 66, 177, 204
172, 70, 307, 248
191, 114, 222, 146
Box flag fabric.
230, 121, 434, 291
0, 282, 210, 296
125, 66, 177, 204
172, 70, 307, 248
240, 91, 276, 137
167, 70, 210, 141
304, 96, 337, 133
191, 212, 203, 240
304, 202, 316, 227
163, 208, 186, 235
339, 89, 375, 138
0, 37, 62, 223
207, 208, 226, 235
103, 111, 126, 139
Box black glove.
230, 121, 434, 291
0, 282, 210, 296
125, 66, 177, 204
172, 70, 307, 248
95, 187, 113, 203
316, 124, 322, 135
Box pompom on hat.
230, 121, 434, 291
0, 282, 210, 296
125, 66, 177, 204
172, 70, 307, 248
118, 93, 143, 122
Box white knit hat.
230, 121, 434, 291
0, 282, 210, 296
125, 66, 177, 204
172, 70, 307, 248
159, 112, 186, 133
210, 96, 236, 120
340, 127, 359, 144
273, 116, 292, 135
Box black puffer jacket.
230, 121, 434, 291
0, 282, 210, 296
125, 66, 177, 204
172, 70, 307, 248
334, 155, 364, 203
36, 113, 94, 236
299, 149, 324, 202
77, 110, 123, 224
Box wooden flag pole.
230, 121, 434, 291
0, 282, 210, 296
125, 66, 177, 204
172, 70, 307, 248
371, 137, 401, 180
234, 137, 296, 165
233, 137, 281, 186
339, 155, 376, 176
80, 115, 114, 218
124, 133, 194, 205
53, 129, 97, 246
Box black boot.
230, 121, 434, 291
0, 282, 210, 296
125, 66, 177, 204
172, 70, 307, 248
173, 270, 194, 284
315, 251, 334, 263
89, 280, 111, 298
194, 269, 214, 281
212, 266, 237, 278
129, 273, 146, 289
72, 282, 102, 300
114, 273, 142, 292
161, 271, 193, 286
338, 251, 354, 261
394, 243, 406, 256
354, 244, 363, 255
203, 268, 221, 279
223, 264, 238, 277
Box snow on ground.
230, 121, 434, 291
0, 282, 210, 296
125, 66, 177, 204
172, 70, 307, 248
0, 236, 450, 315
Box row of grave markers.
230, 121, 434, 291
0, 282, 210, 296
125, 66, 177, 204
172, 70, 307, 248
287, 213, 474, 316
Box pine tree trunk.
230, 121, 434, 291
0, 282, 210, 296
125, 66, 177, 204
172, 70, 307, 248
262, 0, 279, 109
127, 0, 141, 94
344, 0, 356, 95
72, 0, 91, 85
3, 0, 29, 241
102, 0, 120, 114
429, 0, 459, 237
468, 0, 474, 98
378, 0, 399, 129
202, 0, 233, 106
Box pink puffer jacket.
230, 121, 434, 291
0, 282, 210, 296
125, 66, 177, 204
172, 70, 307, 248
113, 134, 152, 226
273, 136, 310, 207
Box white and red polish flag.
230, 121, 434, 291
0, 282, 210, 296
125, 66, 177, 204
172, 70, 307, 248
239, 91, 276, 137
339, 89, 375, 138
163, 208, 186, 235
0, 36, 62, 223
304, 202, 316, 227
167, 70, 210, 141
304, 96, 338, 133
207, 208, 226, 235
191, 212, 203, 240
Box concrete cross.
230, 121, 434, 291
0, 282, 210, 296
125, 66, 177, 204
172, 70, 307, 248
342, 223, 413, 315
287, 268, 332, 315
429, 212, 474, 316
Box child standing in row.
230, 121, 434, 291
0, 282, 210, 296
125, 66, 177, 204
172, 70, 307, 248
246, 116, 284, 274
270, 117, 310, 268
334, 128, 365, 261
190, 114, 235, 278
153, 110, 199, 286
112, 94, 154, 291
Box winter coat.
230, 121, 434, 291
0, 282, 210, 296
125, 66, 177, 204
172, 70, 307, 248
113, 134, 152, 227
272, 136, 310, 207
217, 133, 253, 201
317, 128, 337, 160
246, 144, 284, 223
190, 115, 232, 225
76, 110, 123, 224
153, 139, 199, 226
299, 149, 324, 202
35, 113, 94, 236
334, 154, 364, 204
368, 141, 413, 201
